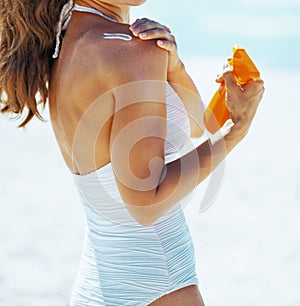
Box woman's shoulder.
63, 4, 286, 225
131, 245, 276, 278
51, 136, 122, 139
73, 25, 169, 87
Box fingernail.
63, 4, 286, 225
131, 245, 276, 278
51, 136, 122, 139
140, 33, 147, 38
158, 40, 164, 45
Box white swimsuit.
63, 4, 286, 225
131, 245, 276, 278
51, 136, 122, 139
66, 5, 199, 306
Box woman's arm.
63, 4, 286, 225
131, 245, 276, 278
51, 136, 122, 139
130, 19, 204, 138
109, 40, 264, 226
166, 62, 204, 138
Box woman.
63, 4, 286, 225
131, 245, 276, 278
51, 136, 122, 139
0, 0, 264, 305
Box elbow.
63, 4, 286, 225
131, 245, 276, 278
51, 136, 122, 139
191, 128, 204, 139
136, 217, 156, 227
190, 124, 204, 139
120, 180, 165, 226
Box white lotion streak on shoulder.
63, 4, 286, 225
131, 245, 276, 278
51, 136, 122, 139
103, 33, 133, 41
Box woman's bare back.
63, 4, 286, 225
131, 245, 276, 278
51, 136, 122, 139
48, 10, 166, 175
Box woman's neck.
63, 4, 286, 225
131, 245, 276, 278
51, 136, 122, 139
75, 0, 131, 23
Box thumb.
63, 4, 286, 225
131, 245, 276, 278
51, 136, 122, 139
222, 65, 237, 89
215, 74, 224, 83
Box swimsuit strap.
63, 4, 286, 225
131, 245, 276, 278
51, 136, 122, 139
53, 3, 117, 58
72, 4, 117, 23
53, 1, 74, 59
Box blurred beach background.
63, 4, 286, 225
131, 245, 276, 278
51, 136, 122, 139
1, 0, 300, 305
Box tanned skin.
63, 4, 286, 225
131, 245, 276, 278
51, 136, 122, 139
49, 1, 264, 304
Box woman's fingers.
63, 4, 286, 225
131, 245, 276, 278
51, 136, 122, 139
156, 39, 177, 52
130, 18, 181, 73
129, 18, 171, 39
222, 70, 238, 90
214, 65, 265, 125
221, 70, 264, 124
164, 25, 172, 33
129, 18, 149, 31
130, 18, 157, 35
136, 28, 174, 41
130, 18, 177, 53
130, 18, 177, 52
243, 78, 265, 94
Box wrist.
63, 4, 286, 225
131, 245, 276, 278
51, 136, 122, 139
167, 59, 185, 76
225, 121, 250, 142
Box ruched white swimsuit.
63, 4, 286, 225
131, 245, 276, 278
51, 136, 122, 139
69, 83, 198, 305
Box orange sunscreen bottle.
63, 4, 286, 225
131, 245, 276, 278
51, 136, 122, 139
204, 46, 260, 134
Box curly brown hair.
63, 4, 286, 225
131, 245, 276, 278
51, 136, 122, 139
0, 0, 70, 128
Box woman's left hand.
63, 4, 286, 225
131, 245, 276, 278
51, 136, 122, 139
129, 18, 182, 74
